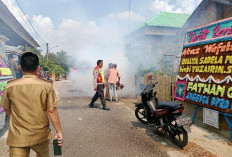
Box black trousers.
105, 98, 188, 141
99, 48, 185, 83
90, 84, 106, 107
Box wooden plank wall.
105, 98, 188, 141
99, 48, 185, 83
144, 74, 176, 102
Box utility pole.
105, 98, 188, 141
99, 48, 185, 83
46, 44, 59, 63
46, 43, 48, 62
128, 0, 132, 31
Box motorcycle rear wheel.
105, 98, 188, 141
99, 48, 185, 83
135, 106, 149, 124
171, 126, 188, 148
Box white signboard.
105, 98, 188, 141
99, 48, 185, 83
203, 108, 219, 129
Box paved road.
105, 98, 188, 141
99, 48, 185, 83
0, 80, 218, 157
55, 81, 169, 157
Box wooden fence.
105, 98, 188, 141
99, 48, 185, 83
144, 74, 176, 102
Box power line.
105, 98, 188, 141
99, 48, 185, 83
8, 0, 46, 45
8, 0, 44, 45
15, 0, 46, 44
18, 0, 62, 49
128, 0, 132, 31
20, 0, 62, 50
16, 0, 46, 44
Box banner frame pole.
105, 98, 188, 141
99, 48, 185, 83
192, 104, 232, 141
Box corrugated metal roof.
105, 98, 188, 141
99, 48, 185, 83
137, 12, 190, 30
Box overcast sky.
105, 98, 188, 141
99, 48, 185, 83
2, 0, 202, 54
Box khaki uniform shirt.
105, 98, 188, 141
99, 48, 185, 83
0, 75, 59, 147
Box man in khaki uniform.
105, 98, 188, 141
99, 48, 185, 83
0, 52, 63, 157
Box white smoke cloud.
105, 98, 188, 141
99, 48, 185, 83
109, 11, 145, 22
150, 0, 202, 14
57, 19, 100, 52
2, 0, 204, 98
32, 15, 56, 44
176, 0, 202, 13
150, 0, 175, 14
31, 14, 135, 97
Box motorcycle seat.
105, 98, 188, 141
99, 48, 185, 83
156, 102, 182, 110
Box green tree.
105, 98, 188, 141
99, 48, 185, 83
27, 48, 71, 80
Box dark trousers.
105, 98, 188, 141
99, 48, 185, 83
90, 84, 106, 107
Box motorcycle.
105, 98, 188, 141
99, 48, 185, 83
135, 82, 191, 148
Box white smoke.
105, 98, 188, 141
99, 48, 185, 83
2, 0, 203, 98
66, 20, 136, 98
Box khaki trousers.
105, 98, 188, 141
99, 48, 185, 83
9, 140, 49, 157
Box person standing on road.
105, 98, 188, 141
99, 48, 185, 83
7, 54, 18, 79
0, 52, 63, 157
36, 66, 45, 78
104, 63, 113, 100
89, 60, 110, 110
108, 64, 120, 102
